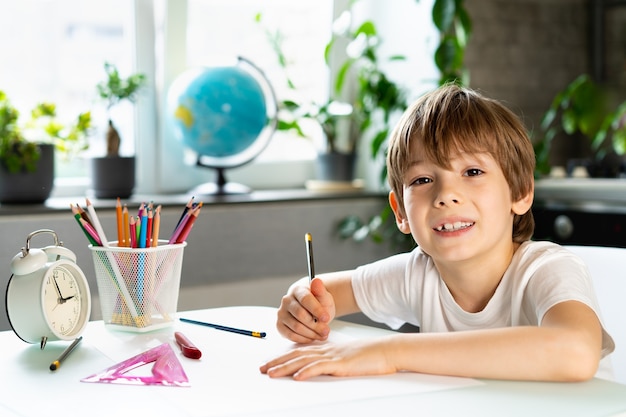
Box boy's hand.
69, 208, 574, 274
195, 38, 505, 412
276, 277, 335, 343
259, 338, 397, 380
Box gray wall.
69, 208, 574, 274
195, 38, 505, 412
464, 0, 626, 166
1, 195, 397, 331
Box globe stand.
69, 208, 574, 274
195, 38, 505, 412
190, 167, 251, 196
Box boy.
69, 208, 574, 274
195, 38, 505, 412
260, 84, 615, 382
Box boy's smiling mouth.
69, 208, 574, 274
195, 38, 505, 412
434, 221, 474, 232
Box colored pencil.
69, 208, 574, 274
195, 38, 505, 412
180, 317, 266, 338
80, 218, 102, 246
151, 205, 161, 247
175, 203, 202, 243
139, 210, 148, 248
86, 198, 109, 247
71, 204, 99, 246
176, 197, 195, 229
129, 216, 137, 248
146, 208, 153, 248
116, 198, 123, 246
122, 205, 130, 247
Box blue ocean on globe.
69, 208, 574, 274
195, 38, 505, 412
169, 65, 268, 159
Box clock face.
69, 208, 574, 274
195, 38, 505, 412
42, 264, 85, 337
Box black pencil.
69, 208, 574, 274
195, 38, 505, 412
180, 318, 266, 338
50, 336, 82, 371
305, 232, 315, 282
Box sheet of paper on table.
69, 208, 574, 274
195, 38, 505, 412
82, 307, 483, 417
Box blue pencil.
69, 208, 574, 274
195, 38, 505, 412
139, 211, 148, 248
180, 317, 266, 338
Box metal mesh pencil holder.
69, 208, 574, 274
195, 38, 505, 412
89, 241, 187, 332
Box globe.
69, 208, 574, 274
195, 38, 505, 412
167, 57, 277, 194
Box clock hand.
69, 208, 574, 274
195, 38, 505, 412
52, 277, 66, 304
53, 275, 78, 302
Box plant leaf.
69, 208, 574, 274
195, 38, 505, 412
432, 0, 456, 32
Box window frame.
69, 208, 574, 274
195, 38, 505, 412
51, 0, 437, 197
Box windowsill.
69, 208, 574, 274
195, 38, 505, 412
0, 188, 387, 216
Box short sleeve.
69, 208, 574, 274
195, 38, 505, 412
352, 251, 414, 330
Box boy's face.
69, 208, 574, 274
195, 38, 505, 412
390, 151, 532, 264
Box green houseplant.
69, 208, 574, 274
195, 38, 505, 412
0, 90, 91, 203
261, 10, 408, 184
338, 0, 472, 249
534, 74, 626, 178
92, 62, 147, 198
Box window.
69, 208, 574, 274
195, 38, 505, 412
1, 0, 437, 197
0, 0, 135, 185
151, 0, 332, 193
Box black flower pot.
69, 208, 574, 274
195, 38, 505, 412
91, 156, 135, 199
315, 152, 356, 182
0, 143, 55, 204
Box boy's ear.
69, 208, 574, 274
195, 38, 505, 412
389, 191, 411, 234
512, 183, 534, 215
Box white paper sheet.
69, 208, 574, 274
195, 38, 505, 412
81, 306, 483, 416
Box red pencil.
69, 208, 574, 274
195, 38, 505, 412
146, 208, 153, 248
175, 203, 202, 243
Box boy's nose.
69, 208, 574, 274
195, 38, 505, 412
437, 198, 459, 206
433, 180, 462, 207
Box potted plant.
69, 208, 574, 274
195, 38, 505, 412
92, 62, 147, 199
336, 0, 472, 249
534, 74, 626, 178
261, 10, 407, 185
0, 90, 91, 204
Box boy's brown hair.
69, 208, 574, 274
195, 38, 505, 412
387, 84, 535, 242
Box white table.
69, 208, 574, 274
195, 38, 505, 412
3, 306, 626, 417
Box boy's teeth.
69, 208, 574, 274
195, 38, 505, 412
436, 222, 472, 232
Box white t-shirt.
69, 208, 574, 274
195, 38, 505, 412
352, 240, 615, 379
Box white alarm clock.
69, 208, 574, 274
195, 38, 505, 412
6, 229, 91, 349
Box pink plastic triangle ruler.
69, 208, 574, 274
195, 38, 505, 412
81, 343, 190, 387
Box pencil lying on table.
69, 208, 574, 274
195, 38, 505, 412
180, 317, 266, 338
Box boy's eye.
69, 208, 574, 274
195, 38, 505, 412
465, 168, 484, 177
412, 177, 432, 185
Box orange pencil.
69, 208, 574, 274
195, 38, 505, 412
151, 205, 161, 247
122, 205, 130, 247
116, 198, 123, 247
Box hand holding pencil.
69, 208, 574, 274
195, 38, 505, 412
272, 233, 333, 343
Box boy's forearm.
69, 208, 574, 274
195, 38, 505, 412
385, 325, 600, 382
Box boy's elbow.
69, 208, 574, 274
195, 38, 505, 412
554, 345, 600, 382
